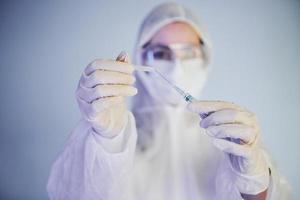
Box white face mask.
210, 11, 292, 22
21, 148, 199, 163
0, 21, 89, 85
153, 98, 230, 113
139, 58, 208, 106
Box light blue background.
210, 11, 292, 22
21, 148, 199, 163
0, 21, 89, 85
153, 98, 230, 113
0, 0, 299, 199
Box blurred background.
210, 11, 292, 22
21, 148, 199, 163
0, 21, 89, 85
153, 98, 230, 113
0, 0, 299, 199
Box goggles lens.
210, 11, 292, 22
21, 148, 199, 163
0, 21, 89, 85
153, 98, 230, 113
144, 43, 203, 62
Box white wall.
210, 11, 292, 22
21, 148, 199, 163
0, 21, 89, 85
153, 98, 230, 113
0, 0, 299, 199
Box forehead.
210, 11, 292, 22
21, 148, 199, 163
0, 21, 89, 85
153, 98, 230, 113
150, 22, 200, 45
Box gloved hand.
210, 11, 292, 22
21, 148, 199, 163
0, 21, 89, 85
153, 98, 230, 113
187, 100, 270, 195
75, 52, 137, 138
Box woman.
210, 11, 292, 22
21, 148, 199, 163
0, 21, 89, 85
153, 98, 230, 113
47, 3, 290, 199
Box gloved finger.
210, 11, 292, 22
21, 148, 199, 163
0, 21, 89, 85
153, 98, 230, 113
213, 138, 251, 158
76, 96, 124, 120
91, 96, 124, 113
187, 100, 246, 117
200, 108, 255, 128
76, 84, 137, 103
85, 59, 134, 76
80, 70, 135, 88
206, 124, 257, 145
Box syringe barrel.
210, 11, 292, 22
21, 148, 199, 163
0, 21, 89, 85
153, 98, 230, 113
184, 94, 195, 102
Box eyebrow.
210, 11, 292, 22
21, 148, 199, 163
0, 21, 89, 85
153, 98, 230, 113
143, 37, 204, 49
142, 41, 151, 49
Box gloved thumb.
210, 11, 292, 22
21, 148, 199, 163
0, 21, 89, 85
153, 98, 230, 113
187, 101, 206, 114
116, 51, 131, 63
187, 100, 215, 119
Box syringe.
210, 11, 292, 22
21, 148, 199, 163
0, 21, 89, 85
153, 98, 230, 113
134, 64, 212, 119
117, 51, 196, 103
133, 65, 155, 72
133, 64, 196, 103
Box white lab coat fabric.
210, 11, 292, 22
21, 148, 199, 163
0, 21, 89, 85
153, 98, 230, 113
47, 111, 137, 200
47, 106, 291, 200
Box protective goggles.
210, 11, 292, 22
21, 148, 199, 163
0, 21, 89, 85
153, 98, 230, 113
142, 42, 205, 62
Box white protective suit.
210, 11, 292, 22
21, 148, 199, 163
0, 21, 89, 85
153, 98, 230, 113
47, 2, 291, 200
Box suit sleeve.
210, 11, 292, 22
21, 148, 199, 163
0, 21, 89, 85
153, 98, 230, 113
214, 148, 292, 200
47, 111, 137, 200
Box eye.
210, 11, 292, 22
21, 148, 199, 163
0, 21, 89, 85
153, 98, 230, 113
143, 44, 173, 62
152, 49, 172, 60
153, 50, 167, 60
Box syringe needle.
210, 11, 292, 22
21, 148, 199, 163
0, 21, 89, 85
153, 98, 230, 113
154, 69, 196, 103
133, 65, 155, 72
133, 64, 196, 103
154, 69, 175, 88
133, 64, 183, 96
